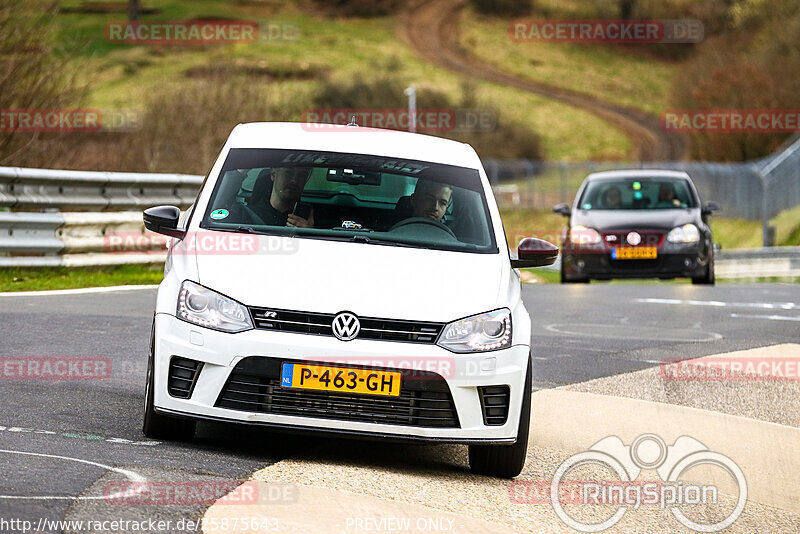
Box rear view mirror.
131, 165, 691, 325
553, 203, 571, 216
511, 237, 559, 268
702, 201, 721, 216
327, 168, 381, 185
143, 205, 185, 239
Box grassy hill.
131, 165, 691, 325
48, 0, 650, 164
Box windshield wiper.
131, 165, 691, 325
350, 235, 420, 248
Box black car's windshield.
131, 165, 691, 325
200, 148, 497, 253
577, 178, 697, 210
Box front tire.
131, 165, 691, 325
560, 260, 589, 284
143, 318, 196, 441
691, 253, 715, 285
469, 357, 532, 478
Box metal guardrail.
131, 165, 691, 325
1, 134, 799, 269
0, 212, 167, 267
0, 167, 203, 211
716, 247, 800, 279
2, 209, 798, 279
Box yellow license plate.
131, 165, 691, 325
613, 246, 657, 260
280, 363, 401, 397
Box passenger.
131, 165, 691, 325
601, 186, 622, 209
255, 167, 314, 228
409, 180, 453, 223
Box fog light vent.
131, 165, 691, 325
168, 356, 203, 399
478, 385, 510, 426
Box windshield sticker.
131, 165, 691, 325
210, 209, 229, 220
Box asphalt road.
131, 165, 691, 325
0, 282, 798, 532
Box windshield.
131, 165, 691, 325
200, 148, 498, 253
577, 178, 698, 211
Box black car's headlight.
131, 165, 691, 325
437, 309, 511, 353
569, 225, 602, 246
177, 281, 253, 333
667, 223, 700, 243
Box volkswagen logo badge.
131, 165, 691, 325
626, 231, 642, 246
332, 312, 360, 341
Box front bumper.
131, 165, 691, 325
563, 247, 708, 280
152, 313, 530, 444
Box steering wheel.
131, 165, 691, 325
389, 217, 457, 239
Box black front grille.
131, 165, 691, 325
249, 306, 444, 344
478, 385, 510, 425
609, 258, 662, 271
216, 357, 459, 428
168, 356, 203, 399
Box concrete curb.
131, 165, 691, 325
202, 345, 800, 531
531, 389, 800, 513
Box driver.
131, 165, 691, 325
409, 180, 452, 223
255, 167, 314, 228
655, 183, 681, 208
601, 186, 622, 209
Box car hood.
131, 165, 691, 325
571, 209, 699, 231
193, 234, 505, 322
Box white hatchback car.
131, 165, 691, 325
143, 122, 557, 477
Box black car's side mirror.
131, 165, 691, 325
553, 203, 571, 216
511, 237, 559, 268
143, 205, 186, 239
702, 201, 721, 216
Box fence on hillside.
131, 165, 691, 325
485, 134, 800, 244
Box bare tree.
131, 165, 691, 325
0, 0, 84, 165
129, 0, 140, 21
619, 0, 636, 19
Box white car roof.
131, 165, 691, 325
585, 169, 692, 181
226, 122, 480, 168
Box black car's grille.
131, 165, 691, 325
478, 385, 510, 426
215, 357, 459, 428
249, 307, 444, 344
609, 258, 663, 271
602, 230, 665, 246
168, 356, 203, 399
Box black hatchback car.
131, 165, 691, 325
553, 170, 719, 284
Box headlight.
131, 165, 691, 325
667, 224, 700, 243
569, 225, 602, 246
437, 309, 511, 353
177, 281, 253, 333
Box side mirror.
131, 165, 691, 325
511, 237, 559, 268
553, 203, 571, 216
143, 205, 185, 239
702, 201, 720, 216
